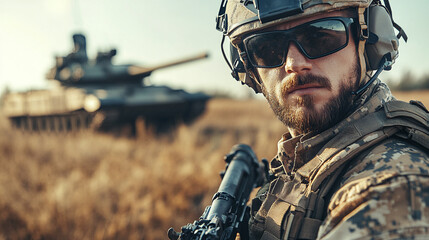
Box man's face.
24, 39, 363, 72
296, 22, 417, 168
253, 11, 360, 136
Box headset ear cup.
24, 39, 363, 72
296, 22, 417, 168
365, 4, 399, 70
229, 44, 262, 93
230, 43, 246, 78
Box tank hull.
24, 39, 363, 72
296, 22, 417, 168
2, 84, 209, 135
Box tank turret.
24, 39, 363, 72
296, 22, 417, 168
3, 33, 211, 135
46, 33, 208, 85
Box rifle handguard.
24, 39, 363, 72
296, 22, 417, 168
168, 144, 268, 240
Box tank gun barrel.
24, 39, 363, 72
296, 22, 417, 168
46, 33, 209, 84
127, 52, 209, 76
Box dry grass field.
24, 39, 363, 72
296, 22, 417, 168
0, 91, 427, 240
392, 90, 429, 105
0, 98, 285, 240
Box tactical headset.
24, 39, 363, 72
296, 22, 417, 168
216, 0, 407, 95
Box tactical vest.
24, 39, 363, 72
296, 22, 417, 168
249, 99, 429, 240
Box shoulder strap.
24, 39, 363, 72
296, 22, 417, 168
296, 100, 429, 239
300, 100, 429, 189
383, 100, 429, 149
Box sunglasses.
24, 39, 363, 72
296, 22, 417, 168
243, 17, 355, 68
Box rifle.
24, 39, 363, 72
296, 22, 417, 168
168, 144, 268, 240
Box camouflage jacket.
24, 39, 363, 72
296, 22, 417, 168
248, 81, 429, 239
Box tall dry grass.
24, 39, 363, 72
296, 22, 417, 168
0, 98, 286, 240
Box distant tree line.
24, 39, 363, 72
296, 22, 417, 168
386, 71, 429, 91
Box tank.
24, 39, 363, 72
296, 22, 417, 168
2, 33, 210, 135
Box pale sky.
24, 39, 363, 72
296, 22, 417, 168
0, 0, 427, 97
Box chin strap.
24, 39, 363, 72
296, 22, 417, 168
351, 56, 392, 96
220, 35, 235, 77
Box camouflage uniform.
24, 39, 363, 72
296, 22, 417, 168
249, 80, 429, 239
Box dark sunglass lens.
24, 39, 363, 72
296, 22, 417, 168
297, 20, 347, 58
245, 33, 286, 67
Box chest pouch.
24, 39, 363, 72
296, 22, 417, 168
250, 168, 343, 240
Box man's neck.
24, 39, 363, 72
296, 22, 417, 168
288, 127, 301, 138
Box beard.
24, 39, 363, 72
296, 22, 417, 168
262, 66, 360, 135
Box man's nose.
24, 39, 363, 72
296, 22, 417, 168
285, 43, 312, 74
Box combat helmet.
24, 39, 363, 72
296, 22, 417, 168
216, 0, 407, 94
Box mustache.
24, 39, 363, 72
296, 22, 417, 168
282, 74, 332, 94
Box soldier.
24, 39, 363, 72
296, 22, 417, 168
216, 0, 429, 239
